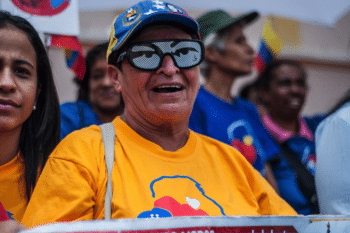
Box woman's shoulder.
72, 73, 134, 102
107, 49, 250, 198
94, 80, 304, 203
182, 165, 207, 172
60, 100, 91, 111
52, 124, 104, 164
191, 131, 252, 163
235, 97, 259, 112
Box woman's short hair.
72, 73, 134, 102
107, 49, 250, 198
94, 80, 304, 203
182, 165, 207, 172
0, 10, 60, 201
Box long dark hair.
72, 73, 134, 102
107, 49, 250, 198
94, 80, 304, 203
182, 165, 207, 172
0, 11, 60, 201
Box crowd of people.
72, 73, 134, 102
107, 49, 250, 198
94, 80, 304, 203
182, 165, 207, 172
0, 0, 349, 232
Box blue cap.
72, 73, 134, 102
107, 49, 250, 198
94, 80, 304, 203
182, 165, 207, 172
107, 0, 200, 62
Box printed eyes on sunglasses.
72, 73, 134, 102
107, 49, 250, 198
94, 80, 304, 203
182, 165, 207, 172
173, 47, 199, 57
130, 47, 199, 59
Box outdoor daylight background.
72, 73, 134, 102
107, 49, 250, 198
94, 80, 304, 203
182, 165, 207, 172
1, 0, 350, 115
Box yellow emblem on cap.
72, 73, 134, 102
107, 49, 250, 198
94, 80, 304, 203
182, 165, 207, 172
123, 8, 142, 27
107, 20, 118, 61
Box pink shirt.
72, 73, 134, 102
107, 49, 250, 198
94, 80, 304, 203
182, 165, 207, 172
262, 114, 314, 143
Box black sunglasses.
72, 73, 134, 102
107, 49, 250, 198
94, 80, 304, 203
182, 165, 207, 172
117, 39, 205, 71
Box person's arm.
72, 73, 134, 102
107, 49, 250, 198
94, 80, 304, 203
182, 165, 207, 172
237, 157, 296, 215
315, 107, 350, 214
21, 128, 106, 228
255, 172, 297, 215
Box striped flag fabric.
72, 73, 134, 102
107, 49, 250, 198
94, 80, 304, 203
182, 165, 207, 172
47, 34, 86, 80
254, 16, 282, 75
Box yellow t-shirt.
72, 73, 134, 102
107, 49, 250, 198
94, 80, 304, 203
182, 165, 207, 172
22, 117, 296, 228
0, 153, 27, 221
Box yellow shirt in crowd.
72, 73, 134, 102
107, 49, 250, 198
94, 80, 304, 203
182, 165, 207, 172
0, 153, 27, 222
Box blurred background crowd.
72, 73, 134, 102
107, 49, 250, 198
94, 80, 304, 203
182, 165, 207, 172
0, 0, 350, 227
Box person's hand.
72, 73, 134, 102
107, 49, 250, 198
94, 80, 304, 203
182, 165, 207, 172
0, 220, 26, 233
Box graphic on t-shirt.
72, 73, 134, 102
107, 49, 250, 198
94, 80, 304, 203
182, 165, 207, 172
231, 136, 257, 164
6, 211, 14, 220
138, 175, 225, 218
11, 0, 70, 16
306, 154, 316, 175
299, 144, 316, 175
227, 120, 262, 166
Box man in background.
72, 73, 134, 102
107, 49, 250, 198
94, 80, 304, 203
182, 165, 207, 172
189, 10, 279, 182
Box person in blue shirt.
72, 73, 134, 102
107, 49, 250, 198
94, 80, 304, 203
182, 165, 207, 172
60, 42, 124, 139
259, 59, 324, 215
189, 9, 279, 178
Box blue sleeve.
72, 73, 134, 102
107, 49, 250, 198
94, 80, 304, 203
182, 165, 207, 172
60, 102, 81, 140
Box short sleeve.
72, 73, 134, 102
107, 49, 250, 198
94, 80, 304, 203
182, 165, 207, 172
21, 128, 106, 228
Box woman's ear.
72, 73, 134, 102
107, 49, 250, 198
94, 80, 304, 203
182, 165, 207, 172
108, 65, 121, 93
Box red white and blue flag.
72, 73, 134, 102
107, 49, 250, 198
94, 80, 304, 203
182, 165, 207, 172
47, 34, 86, 80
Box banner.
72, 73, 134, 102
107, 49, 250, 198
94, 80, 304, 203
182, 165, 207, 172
0, 0, 79, 35
21, 215, 350, 233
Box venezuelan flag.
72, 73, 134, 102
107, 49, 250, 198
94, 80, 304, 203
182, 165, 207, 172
254, 16, 282, 75
47, 34, 86, 80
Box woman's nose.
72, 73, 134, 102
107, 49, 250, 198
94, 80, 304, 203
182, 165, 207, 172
101, 73, 114, 86
0, 69, 17, 92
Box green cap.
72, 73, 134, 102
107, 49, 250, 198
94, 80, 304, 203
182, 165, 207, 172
197, 9, 259, 41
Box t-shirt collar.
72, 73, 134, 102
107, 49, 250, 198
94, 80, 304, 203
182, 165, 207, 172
263, 114, 314, 143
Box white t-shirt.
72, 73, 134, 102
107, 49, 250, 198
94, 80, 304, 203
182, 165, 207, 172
315, 102, 350, 215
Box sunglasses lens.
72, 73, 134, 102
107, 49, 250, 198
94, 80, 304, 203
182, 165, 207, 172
172, 41, 202, 68
129, 45, 161, 70
127, 40, 203, 71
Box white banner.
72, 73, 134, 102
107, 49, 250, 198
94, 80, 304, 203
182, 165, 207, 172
0, 0, 79, 35
21, 215, 350, 233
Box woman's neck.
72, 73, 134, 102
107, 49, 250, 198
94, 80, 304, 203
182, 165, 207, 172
0, 128, 21, 166
268, 112, 299, 134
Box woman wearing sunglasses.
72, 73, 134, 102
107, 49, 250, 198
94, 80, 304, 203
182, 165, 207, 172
21, 0, 295, 228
